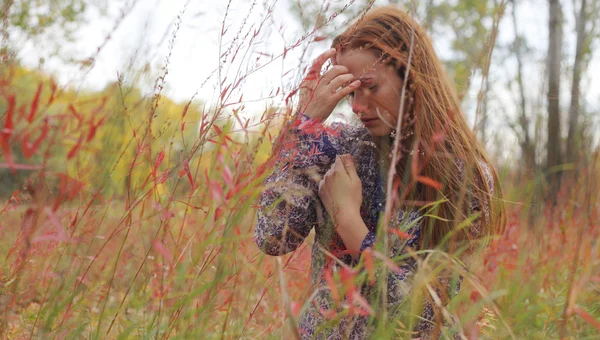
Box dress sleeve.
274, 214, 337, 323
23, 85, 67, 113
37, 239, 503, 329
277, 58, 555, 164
356, 209, 423, 309
358, 208, 422, 258
254, 112, 342, 256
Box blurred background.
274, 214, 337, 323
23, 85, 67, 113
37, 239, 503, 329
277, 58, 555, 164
2, 0, 599, 194
1, 0, 599, 338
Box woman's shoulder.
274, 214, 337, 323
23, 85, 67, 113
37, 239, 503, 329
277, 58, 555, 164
328, 120, 377, 156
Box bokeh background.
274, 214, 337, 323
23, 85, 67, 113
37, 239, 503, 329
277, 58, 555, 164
1, 0, 599, 338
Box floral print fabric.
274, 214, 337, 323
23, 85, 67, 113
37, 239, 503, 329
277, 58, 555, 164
255, 112, 492, 339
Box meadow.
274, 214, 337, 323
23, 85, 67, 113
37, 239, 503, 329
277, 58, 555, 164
1, 0, 600, 338
0, 65, 598, 338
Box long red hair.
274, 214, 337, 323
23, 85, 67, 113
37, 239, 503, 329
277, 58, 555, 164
332, 6, 506, 250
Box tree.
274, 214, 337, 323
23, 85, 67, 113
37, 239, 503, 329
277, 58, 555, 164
546, 0, 563, 196
509, 0, 537, 172
566, 0, 592, 164
1, 0, 107, 66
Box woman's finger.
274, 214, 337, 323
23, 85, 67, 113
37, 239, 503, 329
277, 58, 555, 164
342, 154, 359, 182
333, 80, 361, 100
321, 65, 349, 84
329, 73, 356, 92
306, 48, 336, 81
335, 156, 350, 177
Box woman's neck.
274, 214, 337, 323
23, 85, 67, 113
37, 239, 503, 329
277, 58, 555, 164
372, 134, 394, 180
371, 134, 393, 151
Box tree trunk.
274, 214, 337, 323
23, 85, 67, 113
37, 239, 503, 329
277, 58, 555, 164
511, 0, 536, 171
547, 0, 563, 198
566, 0, 587, 164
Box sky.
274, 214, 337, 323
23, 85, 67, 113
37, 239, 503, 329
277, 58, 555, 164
11, 0, 600, 155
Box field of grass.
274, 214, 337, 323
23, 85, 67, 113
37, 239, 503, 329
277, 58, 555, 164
1, 3, 599, 336
0, 80, 598, 338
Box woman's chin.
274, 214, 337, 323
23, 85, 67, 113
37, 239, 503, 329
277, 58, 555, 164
365, 125, 390, 138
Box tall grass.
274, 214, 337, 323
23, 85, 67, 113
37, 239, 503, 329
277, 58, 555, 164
0, 0, 599, 339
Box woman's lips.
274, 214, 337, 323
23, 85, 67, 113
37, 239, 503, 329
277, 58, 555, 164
360, 118, 378, 126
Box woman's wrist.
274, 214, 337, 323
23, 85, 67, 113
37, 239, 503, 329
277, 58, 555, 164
336, 209, 370, 258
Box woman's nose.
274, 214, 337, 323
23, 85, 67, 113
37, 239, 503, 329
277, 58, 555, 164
351, 95, 368, 115
352, 103, 368, 115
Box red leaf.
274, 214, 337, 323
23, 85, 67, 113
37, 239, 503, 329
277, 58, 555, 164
68, 105, 83, 129
389, 228, 411, 240
157, 170, 169, 184
319, 306, 336, 320
0, 95, 16, 173
220, 84, 231, 102
183, 159, 195, 190
339, 267, 357, 297
351, 292, 374, 316
67, 135, 84, 160
391, 177, 401, 202
27, 119, 49, 159
285, 87, 298, 105
181, 102, 190, 118
1, 94, 15, 139
362, 248, 376, 285
372, 251, 404, 274
153, 150, 165, 178
28, 83, 43, 122
209, 180, 223, 203
416, 176, 442, 190
47, 80, 57, 106
573, 305, 600, 330
222, 165, 233, 187
313, 35, 328, 42
214, 207, 223, 220
323, 268, 340, 303
290, 300, 302, 317
86, 117, 104, 142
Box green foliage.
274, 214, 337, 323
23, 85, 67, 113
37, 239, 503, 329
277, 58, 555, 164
3, 0, 90, 39
1, 1, 599, 338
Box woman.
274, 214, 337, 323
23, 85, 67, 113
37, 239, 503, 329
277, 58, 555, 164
255, 6, 505, 339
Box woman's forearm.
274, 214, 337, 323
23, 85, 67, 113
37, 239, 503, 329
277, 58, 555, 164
336, 210, 370, 259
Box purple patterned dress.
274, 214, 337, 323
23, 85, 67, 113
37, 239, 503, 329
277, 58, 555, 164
255, 112, 493, 339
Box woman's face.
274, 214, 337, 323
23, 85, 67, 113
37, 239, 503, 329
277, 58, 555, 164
335, 49, 403, 137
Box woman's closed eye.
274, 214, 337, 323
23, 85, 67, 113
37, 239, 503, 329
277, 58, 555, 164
347, 84, 377, 99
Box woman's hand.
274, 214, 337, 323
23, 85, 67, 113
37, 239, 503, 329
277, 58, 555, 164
318, 154, 362, 220
318, 154, 368, 256
298, 48, 361, 120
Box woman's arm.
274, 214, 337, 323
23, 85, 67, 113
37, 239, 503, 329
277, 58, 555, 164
343, 208, 423, 315
340, 208, 422, 262
254, 113, 342, 256
335, 209, 370, 259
